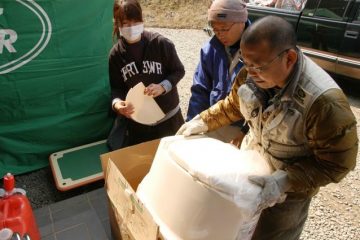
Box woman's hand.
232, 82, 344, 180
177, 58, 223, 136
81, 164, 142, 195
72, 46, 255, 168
144, 83, 165, 97
114, 100, 134, 118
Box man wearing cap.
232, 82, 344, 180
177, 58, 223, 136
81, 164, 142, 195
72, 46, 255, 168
178, 16, 358, 239
186, 0, 249, 145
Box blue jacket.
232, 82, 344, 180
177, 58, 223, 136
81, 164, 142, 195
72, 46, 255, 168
187, 21, 250, 121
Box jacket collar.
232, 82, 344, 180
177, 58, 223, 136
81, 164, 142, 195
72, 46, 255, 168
279, 47, 304, 102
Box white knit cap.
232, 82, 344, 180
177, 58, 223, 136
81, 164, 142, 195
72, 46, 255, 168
208, 0, 248, 23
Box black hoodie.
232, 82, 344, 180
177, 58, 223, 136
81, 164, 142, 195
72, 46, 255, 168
108, 30, 185, 114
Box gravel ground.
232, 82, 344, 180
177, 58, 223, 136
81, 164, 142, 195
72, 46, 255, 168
13, 28, 360, 239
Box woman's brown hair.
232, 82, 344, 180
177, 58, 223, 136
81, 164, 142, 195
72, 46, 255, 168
113, 0, 143, 39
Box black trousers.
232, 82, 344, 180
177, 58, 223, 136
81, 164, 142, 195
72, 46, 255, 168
107, 110, 184, 150
127, 110, 184, 146
251, 196, 312, 240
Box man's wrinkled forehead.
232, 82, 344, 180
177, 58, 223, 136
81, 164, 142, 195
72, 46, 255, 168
240, 41, 272, 61
240, 39, 271, 52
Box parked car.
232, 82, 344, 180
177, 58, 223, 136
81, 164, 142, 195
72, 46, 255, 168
245, 0, 360, 81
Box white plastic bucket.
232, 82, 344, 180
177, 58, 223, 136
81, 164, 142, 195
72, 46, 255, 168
137, 136, 271, 240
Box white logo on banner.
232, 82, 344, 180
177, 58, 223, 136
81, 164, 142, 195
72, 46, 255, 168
0, 28, 17, 54
0, 8, 17, 54
0, 0, 52, 74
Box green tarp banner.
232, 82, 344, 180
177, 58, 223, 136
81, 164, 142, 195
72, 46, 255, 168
0, 0, 114, 176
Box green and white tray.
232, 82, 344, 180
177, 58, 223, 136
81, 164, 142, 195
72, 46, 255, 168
49, 140, 109, 191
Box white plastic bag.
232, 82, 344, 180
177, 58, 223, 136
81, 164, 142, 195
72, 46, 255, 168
168, 138, 272, 220
137, 136, 272, 240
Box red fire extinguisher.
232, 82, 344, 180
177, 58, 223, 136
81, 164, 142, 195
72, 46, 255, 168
0, 173, 40, 240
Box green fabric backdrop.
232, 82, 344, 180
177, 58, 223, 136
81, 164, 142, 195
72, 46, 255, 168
0, 0, 114, 175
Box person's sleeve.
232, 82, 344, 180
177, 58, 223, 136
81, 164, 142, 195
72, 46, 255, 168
199, 68, 247, 130
109, 53, 127, 104
160, 38, 185, 90
286, 88, 358, 192
187, 48, 213, 121
159, 80, 172, 94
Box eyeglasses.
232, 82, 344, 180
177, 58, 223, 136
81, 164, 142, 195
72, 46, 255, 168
239, 48, 291, 73
210, 23, 236, 34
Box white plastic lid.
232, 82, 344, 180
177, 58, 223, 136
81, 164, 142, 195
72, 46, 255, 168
0, 228, 13, 240
168, 137, 272, 195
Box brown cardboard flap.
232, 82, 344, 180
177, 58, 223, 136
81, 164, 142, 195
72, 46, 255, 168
107, 161, 133, 221
101, 139, 160, 183
102, 139, 161, 240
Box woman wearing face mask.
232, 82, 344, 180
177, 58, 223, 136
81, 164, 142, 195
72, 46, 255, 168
107, 0, 185, 149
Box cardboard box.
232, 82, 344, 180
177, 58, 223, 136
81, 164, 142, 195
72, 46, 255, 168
100, 139, 164, 240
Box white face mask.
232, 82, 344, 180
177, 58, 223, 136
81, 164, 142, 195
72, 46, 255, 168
119, 23, 144, 42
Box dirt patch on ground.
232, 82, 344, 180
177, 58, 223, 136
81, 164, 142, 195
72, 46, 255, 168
141, 0, 211, 29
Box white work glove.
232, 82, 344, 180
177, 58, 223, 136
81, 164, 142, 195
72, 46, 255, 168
176, 115, 208, 136
248, 170, 290, 211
